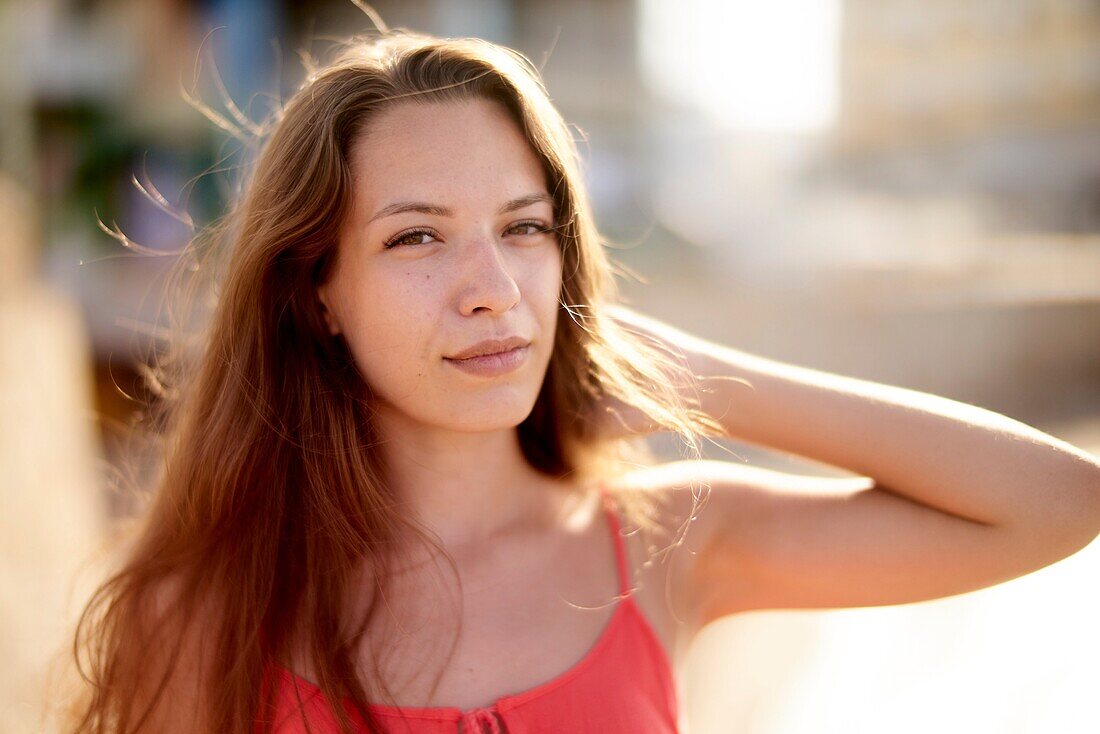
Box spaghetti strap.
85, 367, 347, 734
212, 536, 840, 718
598, 485, 632, 598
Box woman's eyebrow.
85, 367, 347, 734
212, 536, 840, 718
367, 193, 552, 224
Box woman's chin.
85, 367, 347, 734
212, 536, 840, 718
445, 407, 535, 432
429, 394, 539, 432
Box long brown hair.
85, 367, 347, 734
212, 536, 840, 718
60, 21, 722, 734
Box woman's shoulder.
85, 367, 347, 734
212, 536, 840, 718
597, 462, 722, 659
602, 460, 715, 530
600, 459, 766, 591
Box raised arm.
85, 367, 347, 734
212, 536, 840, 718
604, 307, 1100, 626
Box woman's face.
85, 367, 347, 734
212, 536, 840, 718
318, 97, 563, 432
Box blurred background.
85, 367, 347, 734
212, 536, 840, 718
2, 0, 1099, 732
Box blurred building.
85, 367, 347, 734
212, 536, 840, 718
838, 0, 1100, 223
629, 0, 1100, 424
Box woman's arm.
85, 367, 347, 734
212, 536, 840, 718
613, 305, 1100, 529
605, 306, 1100, 622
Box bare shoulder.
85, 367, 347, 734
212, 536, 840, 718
605, 458, 847, 552
603, 460, 873, 634
597, 461, 755, 643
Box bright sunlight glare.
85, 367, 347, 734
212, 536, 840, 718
638, 0, 841, 132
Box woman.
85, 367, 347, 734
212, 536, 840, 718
65, 25, 1100, 734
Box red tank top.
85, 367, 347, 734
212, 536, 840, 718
260, 492, 681, 733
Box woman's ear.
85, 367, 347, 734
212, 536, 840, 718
316, 287, 341, 336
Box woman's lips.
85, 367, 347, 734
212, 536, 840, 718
443, 345, 529, 377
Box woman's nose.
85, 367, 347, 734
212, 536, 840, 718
456, 235, 522, 315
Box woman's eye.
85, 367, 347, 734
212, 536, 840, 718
506, 220, 552, 237
384, 228, 437, 249
384, 221, 551, 249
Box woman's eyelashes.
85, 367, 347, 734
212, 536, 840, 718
382, 219, 553, 249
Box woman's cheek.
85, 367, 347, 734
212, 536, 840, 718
537, 252, 564, 316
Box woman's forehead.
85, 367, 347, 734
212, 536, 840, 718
348, 98, 550, 208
